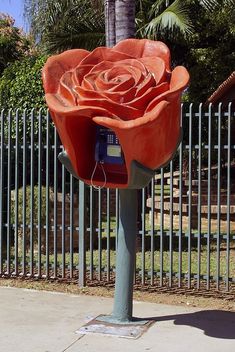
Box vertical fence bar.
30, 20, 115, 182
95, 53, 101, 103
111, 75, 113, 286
160, 168, 164, 286
178, 104, 183, 288
106, 188, 111, 282
61, 164, 65, 278
98, 188, 102, 281
150, 177, 155, 285
197, 103, 202, 289
78, 181, 86, 287
89, 186, 94, 280
22, 109, 27, 276
141, 187, 146, 285
115, 189, 119, 252
216, 103, 222, 290
7, 110, 12, 275
207, 104, 212, 290
0, 110, 4, 274
169, 160, 173, 287
37, 109, 42, 278
226, 103, 231, 291
53, 126, 58, 278
70, 174, 74, 278
115, 188, 120, 283
188, 104, 193, 288
45, 110, 50, 278
30, 109, 35, 277
14, 110, 19, 276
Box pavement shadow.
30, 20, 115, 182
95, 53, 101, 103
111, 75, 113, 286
139, 310, 235, 339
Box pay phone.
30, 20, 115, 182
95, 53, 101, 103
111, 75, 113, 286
95, 127, 124, 165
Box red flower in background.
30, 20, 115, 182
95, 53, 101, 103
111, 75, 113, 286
42, 39, 189, 188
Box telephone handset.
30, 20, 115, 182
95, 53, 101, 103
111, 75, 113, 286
95, 127, 124, 165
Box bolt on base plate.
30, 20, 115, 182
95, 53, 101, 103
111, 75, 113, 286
76, 315, 155, 339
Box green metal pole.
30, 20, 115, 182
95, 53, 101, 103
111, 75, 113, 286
98, 188, 138, 324
111, 188, 137, 322
98, 188, 150, 326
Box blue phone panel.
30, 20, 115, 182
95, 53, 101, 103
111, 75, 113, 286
95, 127, 124, 165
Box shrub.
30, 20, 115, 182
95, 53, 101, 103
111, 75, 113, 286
0, 55, 51, 145
11, 185, 47, 247
0, 55, 48, 111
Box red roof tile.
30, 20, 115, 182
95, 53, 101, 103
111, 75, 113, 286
207, 71, 235, 104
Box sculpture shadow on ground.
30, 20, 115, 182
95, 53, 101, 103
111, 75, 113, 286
138, 310, 235, 339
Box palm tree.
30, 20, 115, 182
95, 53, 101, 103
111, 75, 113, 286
104, 0, 135, 46
115, 0, 136, 42
105, 0, 224, 45
44, 0, 105, 53
105, 0, 116, 47
138, 0, 229, 40
24, 0, 231, 52
24, 0, 105, 53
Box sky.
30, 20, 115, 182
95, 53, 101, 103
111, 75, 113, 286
0, 0, 27, 31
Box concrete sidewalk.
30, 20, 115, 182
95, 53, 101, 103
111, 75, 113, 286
0, 286, 235, 352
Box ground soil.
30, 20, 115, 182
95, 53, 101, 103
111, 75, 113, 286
0, 277, 234, 312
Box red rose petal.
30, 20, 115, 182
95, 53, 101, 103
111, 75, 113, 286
96, 72, 135, 92
128, 82, 169, 110
81, 72, 97, 90
79, 47, 133, 66
139, 57, 166, 85
72, 65, 94, 85
146, 66, 190, 112
74, 85, 137, 104
42, 49, 89, 93
114, 39, 171, 71
79, 98, 142, 120
109, 76, 135, 92
135, 73, 155, 98
45, 93, 120, 119
59, 71, 77, 105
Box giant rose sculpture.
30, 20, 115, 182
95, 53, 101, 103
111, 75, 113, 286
42, 39, 189, 188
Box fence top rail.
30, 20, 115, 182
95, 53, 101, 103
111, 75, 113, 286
0, 101, 234, 113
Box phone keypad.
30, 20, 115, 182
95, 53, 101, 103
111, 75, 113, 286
107, 135, 113, 144
107, 134, 120, 145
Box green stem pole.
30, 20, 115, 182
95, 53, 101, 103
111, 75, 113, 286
111, 188, 137, 322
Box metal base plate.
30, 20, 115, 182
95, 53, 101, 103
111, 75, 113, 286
76, 315, 155, 339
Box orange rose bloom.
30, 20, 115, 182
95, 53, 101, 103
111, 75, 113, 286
42, 39, 189, 188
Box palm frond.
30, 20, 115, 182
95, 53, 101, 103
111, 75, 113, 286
145, 0, 193, 39
40, 0, 104, 53
44, 32, 105, 53
23, 0, 104, 47
198, 0, 220, 11
223, 0, 235, 7
149, 0, 171, 17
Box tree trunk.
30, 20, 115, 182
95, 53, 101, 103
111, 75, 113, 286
115, 0, 135, 43
104, 0, 116, 47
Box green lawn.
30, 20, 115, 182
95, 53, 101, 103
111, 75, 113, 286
7, 245, 233, 280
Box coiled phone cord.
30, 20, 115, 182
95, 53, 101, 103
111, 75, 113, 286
90, 161, 107, 190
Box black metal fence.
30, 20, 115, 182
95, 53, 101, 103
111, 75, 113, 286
0, 103, 234, 292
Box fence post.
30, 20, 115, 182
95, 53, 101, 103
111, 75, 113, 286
0, 110, 7, 272
78, 180, 86, 287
